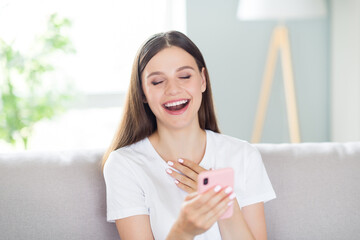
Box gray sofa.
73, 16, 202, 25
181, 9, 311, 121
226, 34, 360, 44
1, 142, 359, 239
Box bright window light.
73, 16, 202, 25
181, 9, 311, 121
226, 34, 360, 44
0, 0, 186, 152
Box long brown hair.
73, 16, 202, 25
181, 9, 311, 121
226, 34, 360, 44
101, 31, 220, 169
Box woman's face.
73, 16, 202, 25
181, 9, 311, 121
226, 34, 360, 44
142, 46, 206, 131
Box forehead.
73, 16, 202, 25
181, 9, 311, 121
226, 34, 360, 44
144, 46, 197, 72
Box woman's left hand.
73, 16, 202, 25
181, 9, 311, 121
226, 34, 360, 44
166, 159, 209, 193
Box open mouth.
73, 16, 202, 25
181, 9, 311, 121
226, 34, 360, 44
163, 99, 190, 112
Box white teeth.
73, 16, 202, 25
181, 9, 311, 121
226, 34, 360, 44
164, 100, 188, 107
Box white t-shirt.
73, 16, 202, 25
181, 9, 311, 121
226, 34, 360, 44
103, 130, 276, 239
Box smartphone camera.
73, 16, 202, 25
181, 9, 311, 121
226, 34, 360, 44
203, 178, 208, 185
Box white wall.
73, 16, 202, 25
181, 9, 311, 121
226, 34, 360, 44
187, 0, 329, 143
331, 0, 360, 141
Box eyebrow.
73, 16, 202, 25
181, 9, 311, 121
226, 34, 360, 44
146, 66, 195, 79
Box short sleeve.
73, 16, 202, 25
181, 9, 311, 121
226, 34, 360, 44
103, 151, 149, 222
237, 147, 276, 208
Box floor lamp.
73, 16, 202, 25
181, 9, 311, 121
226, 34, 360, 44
237, 0, 327, 143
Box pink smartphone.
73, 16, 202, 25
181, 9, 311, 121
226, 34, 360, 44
197, 168, 234, 219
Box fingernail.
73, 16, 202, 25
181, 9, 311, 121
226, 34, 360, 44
166, 169, 172, 174
228, 201, 234, 206
214, 185, 222, 192
178, 159, 184, 163
225, 186, 232, 194
174, 179, 179, 184
167, 161, 174, 166
229, 192, 236, 200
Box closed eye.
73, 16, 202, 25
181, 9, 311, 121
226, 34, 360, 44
179, 75, 191, 79
152, 81, 163, 85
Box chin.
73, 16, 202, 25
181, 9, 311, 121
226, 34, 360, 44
159, 116, 200, 131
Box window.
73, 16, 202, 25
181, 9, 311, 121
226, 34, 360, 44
0, 0, 186, 152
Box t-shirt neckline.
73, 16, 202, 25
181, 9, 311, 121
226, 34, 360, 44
145, 130, 211, 169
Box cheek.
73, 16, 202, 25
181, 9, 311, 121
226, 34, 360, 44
142, 82, 154, 101
144, 89, 161, 110
187, 81, 203, 98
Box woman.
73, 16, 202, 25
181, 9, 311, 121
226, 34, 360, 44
102, 31, 276, 240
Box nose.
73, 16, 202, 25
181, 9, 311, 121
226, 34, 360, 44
165, 79, 182, 96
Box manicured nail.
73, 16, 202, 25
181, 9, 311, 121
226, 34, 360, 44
178, 159, 184, 163
214, 185, 222, 192
228, 201, 234, 206
229, 192, 236, 200
174, 179, 179, 184
225, 186, 233, 194
166, 169, 172, 174
167, 161, 174, 166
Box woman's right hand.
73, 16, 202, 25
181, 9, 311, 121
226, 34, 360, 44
168, 185, 235, 239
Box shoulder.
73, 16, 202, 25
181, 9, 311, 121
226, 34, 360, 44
103, 138, 150, 174
207, 130, 258, 156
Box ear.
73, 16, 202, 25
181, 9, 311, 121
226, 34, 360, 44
200, 67, 207, 93
143, 95, 148, 103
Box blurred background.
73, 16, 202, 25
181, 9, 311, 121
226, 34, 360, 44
0, 0, 358, 152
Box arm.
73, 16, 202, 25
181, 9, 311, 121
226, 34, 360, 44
218, 202, 266, 240
115, 215, 154, 240
115, 215, 192, 240
242, 202, 267, 240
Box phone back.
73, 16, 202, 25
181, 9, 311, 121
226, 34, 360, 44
198, 168, 234, 219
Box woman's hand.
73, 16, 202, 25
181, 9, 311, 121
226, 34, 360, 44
167, 185, 236, 239
165, 158, 236, 239
165, 158, 208, 193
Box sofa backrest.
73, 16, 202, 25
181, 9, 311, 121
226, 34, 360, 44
1, 142, 359, 239
0, 149, 119, 240
257, 142, 360, 240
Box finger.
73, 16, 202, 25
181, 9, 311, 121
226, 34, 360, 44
166, 168, 197, 190
178, 158, 207, 174
167, 160, 198, 182
197, 186, 233, 216
185, 189, 235, 231
191, 185, 224, 209
205, 191, 236, 222
174, 179, 195, 194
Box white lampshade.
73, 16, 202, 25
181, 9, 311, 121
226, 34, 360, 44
237, 0, 327, 21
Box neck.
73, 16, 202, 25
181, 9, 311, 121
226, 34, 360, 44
149, 125, 206, 164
